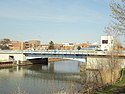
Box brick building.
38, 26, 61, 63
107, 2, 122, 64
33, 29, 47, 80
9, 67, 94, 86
9, 41, 25, 50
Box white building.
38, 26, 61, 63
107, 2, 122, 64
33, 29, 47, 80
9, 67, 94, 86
62, 43, 74, 46
101, 36, 113, 51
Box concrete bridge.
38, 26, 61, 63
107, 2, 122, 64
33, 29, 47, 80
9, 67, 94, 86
0, 50, 105, 64
23, 50, 107, 62
0, 50, 125, 68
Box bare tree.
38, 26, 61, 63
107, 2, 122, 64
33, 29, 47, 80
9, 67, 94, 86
108, 0, 125, 37
103, 0, 125, 83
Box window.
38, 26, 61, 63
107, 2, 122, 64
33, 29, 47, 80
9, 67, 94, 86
102, 40, 108, 44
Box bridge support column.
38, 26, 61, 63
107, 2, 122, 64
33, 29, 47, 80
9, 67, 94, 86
86, 56, 112, 69
86, 56, 106, 69
17, 60, 19, 65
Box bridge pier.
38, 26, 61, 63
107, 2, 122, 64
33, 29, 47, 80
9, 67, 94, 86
86, 55, 125, 69
86, 55, 116, 69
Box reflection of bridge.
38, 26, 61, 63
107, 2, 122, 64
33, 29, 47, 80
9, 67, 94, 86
21, 63, 84, 83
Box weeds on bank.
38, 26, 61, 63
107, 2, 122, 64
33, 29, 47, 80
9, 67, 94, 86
94, 68, 125, 94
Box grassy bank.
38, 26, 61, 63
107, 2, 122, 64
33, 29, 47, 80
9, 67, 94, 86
94, 68, 125, 94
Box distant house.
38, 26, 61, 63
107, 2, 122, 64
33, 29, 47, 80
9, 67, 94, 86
80, 43, 90, 48
62, 43, 74, 50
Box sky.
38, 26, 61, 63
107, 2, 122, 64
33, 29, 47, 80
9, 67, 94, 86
0, 0, 111, 44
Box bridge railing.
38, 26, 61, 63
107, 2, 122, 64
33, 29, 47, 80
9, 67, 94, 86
0, 50, 125, 56
23, 49, 100, 55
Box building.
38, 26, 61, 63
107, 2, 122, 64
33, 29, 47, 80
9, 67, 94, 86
29, 40, 41, 49
24, 41, 32, 49
62, 43, 74, 50
79, 43, 90, 48
40, 44, 49, 50
9, 41, 25, 50
1, 39, 41, 50
101, 36, 113, 51
23, 40, 41, 50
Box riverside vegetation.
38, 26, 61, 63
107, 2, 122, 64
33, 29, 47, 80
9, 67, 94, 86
94, 68, 125, 94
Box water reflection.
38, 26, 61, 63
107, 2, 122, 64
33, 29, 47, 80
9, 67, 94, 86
0, 60, 84, 94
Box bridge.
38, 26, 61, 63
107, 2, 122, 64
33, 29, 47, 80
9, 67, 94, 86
23, 50, 107, 62
0, 50, 125, 67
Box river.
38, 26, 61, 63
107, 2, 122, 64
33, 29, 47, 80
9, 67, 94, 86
0, 60, 85, 94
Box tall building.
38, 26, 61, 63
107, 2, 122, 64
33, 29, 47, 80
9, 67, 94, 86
101, 36, 113, 51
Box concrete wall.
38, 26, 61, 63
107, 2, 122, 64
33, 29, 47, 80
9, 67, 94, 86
0, 53, 27, 62
86, 56, 125, 69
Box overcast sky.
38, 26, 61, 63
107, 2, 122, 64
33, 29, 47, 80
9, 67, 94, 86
0, 0, 111, 44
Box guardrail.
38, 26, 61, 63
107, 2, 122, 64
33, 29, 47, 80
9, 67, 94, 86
0, 50, 125, 56
23, 50, 96, 54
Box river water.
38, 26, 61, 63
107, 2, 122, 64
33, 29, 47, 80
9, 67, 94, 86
0, 60, 85, 94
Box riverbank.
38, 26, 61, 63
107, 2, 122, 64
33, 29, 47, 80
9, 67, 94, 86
48, 58, 66, 63
93, 68, 125, 94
